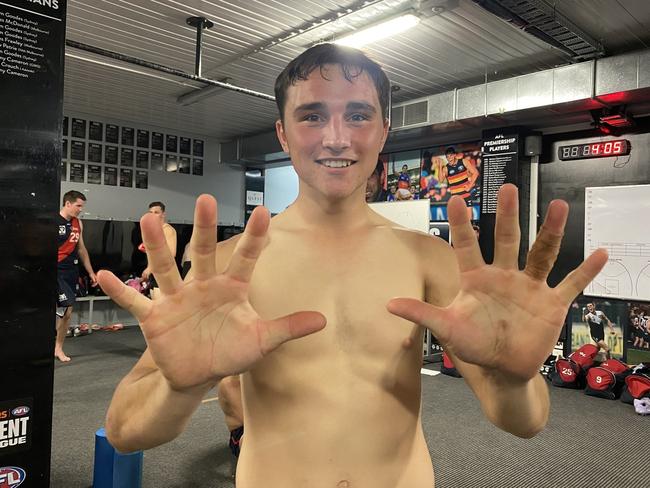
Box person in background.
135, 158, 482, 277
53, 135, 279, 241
365, 159, 388, 203
56, 190, 97, 362
141, 201, 177, 299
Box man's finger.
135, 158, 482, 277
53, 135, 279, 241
189, 195, 217, 280
387, 297, 452, 344
493, 184, 520, 269
447, 195, 484, 272
224, 206, 269, 283
258, 311, 326, 355
141, 212, 183, 294
97, 269, 152, 322
556, 248, 608, 303
524, 200, 568, 281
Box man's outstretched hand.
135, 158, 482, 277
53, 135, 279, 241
97, 195, 326, 391
387, 184, 608, 383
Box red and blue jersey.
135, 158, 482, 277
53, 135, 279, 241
58, 215, 80, 269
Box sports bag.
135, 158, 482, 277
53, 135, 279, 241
547, 357, 585, 389
568, 344, 599, 371
440, 352, 462, 378
620, 370, 650, 405
585, 359, 631, 400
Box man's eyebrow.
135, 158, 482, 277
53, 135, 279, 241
293, 102, 325, 113
347, 101, 376, 113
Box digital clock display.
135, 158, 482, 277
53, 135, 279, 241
558, 140, 631, 161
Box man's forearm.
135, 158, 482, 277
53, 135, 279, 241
78, 248, 94, 275
106, 369, 214, 453
473, 372, 549, 439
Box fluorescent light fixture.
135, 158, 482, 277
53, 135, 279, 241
334, 14, 420, 48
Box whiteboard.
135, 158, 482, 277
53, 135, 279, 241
584, 184, 650, 301
369, 199, 431, 233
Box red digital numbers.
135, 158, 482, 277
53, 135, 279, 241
558, 140, 629, 160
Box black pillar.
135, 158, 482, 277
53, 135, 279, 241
0, 1, 67, 486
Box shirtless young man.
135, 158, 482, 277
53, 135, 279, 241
141, 201, 177, 299
97, 44, 608, 487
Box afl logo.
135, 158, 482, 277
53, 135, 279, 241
0, 466, 26, 488
10, 407, 29, 417
59, 225, 66, 235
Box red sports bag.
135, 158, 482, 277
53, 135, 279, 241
585, 359, 631, 400
568, 344, 599, 371
621, 372, 650, 405
547, 357, 585, 389
440, 352, 462, 378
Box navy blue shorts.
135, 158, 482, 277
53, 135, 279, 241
57, 268, 78, 309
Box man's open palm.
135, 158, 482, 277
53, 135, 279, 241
388, 184, 608, 382
97, 196, 325, 391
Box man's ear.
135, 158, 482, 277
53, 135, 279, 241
276, 119, 290, 153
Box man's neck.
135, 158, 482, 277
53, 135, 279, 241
59, 209, 72, 221
288, 190, 374, 233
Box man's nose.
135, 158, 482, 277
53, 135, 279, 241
322, 117, 351, 152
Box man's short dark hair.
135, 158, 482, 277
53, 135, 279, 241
274, 43, 390, 122
445, 147, 456, 156
149, 201, 166, 212
62, 190, 86, 206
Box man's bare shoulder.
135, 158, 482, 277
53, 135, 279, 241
162, 223, 177, 235
215, 233, 242, 273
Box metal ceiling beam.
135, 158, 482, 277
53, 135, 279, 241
65, 40, 276, 102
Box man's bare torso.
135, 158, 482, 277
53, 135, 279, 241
235, 210, 438, 487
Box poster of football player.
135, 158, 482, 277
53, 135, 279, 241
568, 297, 626, 361
386, 150, 420, 202
366, 154, 389, 203
625, 301, 650, 364
420, 143, 482, 221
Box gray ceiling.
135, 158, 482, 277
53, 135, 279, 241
63, 0, 650, 141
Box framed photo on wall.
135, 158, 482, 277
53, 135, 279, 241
120, 168, 133, 187
104, 166, 117, 186
106, 124, 119, 144
625, 301, 650, 364
121, 127, 134, 146
69, 163, 85, 183
71, 118, 86, 138
152, 132, 164, 150
87, 164, 102, 185
89, 121, 103, 141
151, 152, 163, 171
567, 296, 627, 361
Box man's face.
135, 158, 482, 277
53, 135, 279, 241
445, 152, 457, 165
148, 206, 165, 221
276, 65, 389, 202
402, 165, 408, 173
65, 198, 85, 218
587, 303, 595, 313
365, 170, 383, 202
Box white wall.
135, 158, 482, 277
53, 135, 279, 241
60, 111, 245, 226
264, 164, 299, 214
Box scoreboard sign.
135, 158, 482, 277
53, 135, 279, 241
558, 139, 631, 161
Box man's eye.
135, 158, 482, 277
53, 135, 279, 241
349, 113, 369, 122
303, 114, 323, 122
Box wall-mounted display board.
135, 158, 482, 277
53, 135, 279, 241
61, 115, 207, 189
584, 184, 650, 301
